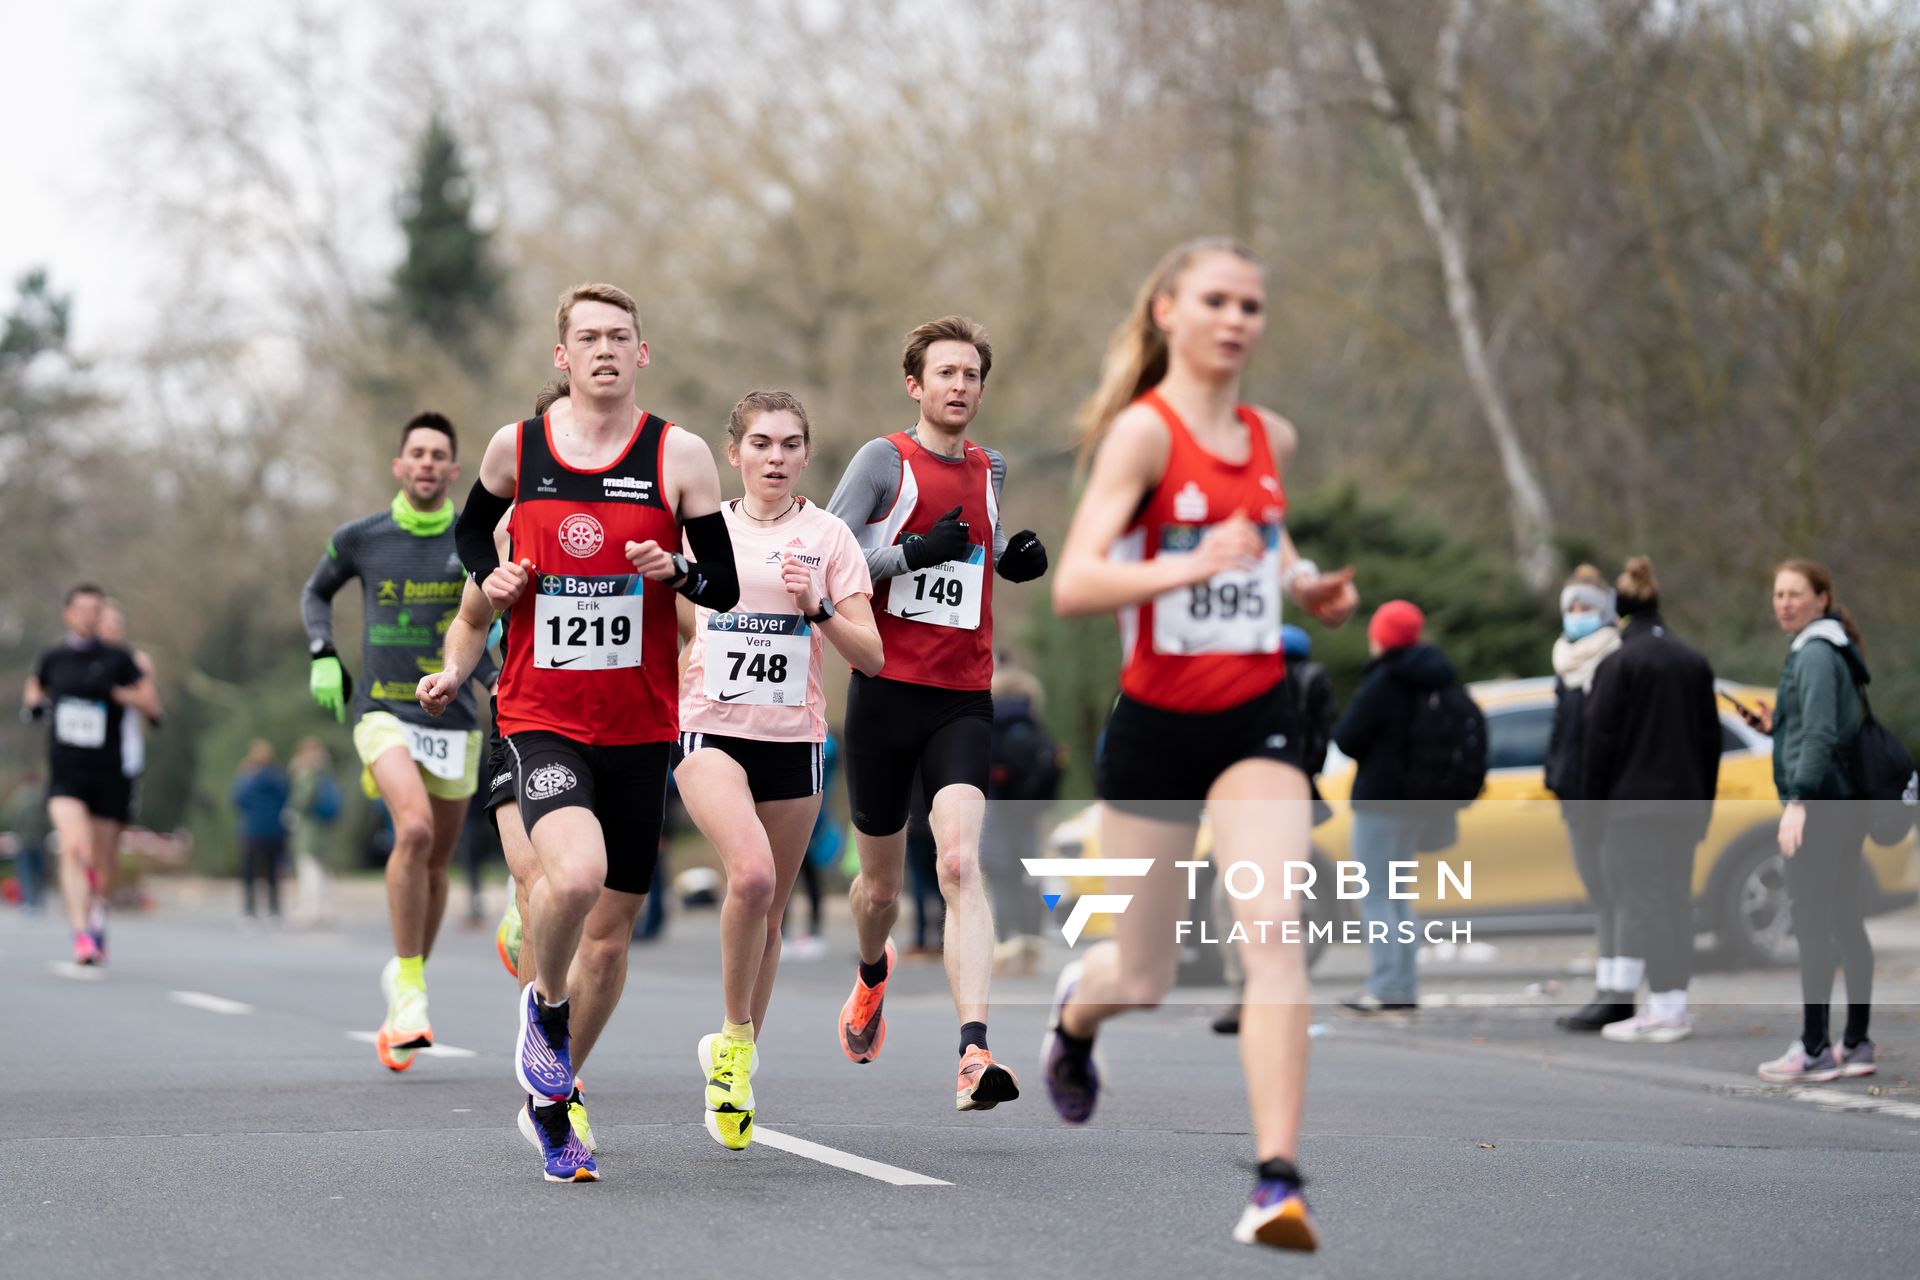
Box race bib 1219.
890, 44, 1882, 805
534, 573, 644, 670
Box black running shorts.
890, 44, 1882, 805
673, 732, 825, 804
49, 767, 133, 825
842, 673, 993, 836
1096, 683, 1306, 824
482, 727, 514, 830
504, 731, 669, 895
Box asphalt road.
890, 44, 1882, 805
4, 896, 1919, 1280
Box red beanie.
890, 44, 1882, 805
1369, 599, 1424, 651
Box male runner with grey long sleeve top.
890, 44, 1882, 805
822, 314, 1049, 1112
299, 412, 486, 1074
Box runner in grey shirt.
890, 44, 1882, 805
828, 429, 1010, 578
299, 412, 485, 1074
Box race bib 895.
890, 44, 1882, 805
1151, 522, 1282, 656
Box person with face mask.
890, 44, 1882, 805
1545, 566, 1628, 1031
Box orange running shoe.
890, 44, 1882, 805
956, 1045, 1020, 1112
838, 940, 895, 1064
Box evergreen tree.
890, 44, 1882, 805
391, 116, 503, 357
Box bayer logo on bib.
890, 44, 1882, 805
886, 544, 985, 630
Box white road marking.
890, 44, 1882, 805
46, 961, 105, 982
1768, 1085, 1920, 1122
170, 990, 254, 1016
345, 1030, 477, 1058
1415, 992, 1551, 1009
753, 1127, 950, 1186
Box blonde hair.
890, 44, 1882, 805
726, 389, 811, 449
991, 665, 1045, 710
555, 282, 641, 342
903, 316, 992, 384
1075, 237, 1263, 460
1565, 564, 1609, 591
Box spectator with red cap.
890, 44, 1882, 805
1331, 600, 1465, 1014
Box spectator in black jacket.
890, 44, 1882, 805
1332, 601, 1456, 1015
1546, 565, 1629, 1032
1582, 557, 1720, 1045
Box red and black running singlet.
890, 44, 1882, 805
496, 412, 682, 745
1113, 391, 1288, 714
860, 430, 998, 692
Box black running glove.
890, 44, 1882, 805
996, 529, 1048, 583
903, 506, 970, 570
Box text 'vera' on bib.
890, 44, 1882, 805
406, 724, 469, 780
534, 573, 645, 670
1151, 521, 1283, 656
55, 698, 109, 749
886, 544, 986, 631
704, 611, 812, 706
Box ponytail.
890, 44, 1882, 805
1074, 237, 1261, 465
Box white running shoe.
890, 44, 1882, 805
1601, 1011, 1691, 1044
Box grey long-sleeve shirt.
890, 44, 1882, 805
300, 509, 487, 729
825, 429, 1007, 581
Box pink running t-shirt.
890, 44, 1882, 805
679, 497, 872, 742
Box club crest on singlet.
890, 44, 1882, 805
558, 513, 605, 558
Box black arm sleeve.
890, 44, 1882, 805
677, 510, 740, 612
456, 479, 513, 581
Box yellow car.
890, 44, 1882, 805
1045, 678, 1918, 969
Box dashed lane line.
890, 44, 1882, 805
753, 1127, 951, 1186
170, 991, 255, 1016
345, 1030, 477, 1058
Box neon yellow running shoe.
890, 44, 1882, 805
696, 1032, 756, 1151
519, 1078, 598, 1155
496, 899, 523, 980
567, 1081, 598, 1154
375, 957, 432, 1073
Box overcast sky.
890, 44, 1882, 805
0, 1, 149, 346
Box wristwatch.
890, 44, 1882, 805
668, 552, 690, 585
805, 597, 836, 624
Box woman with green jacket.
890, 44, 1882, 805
1751, 560, 1877, 1083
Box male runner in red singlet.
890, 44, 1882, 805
825, 316, 1049, 1110
428, 283, 737, 1183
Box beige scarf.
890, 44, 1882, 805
1552, 625, 1622, 693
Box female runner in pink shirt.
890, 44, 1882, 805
673, 390, 883, 1150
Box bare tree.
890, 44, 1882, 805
1345, 0, 1557, 589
